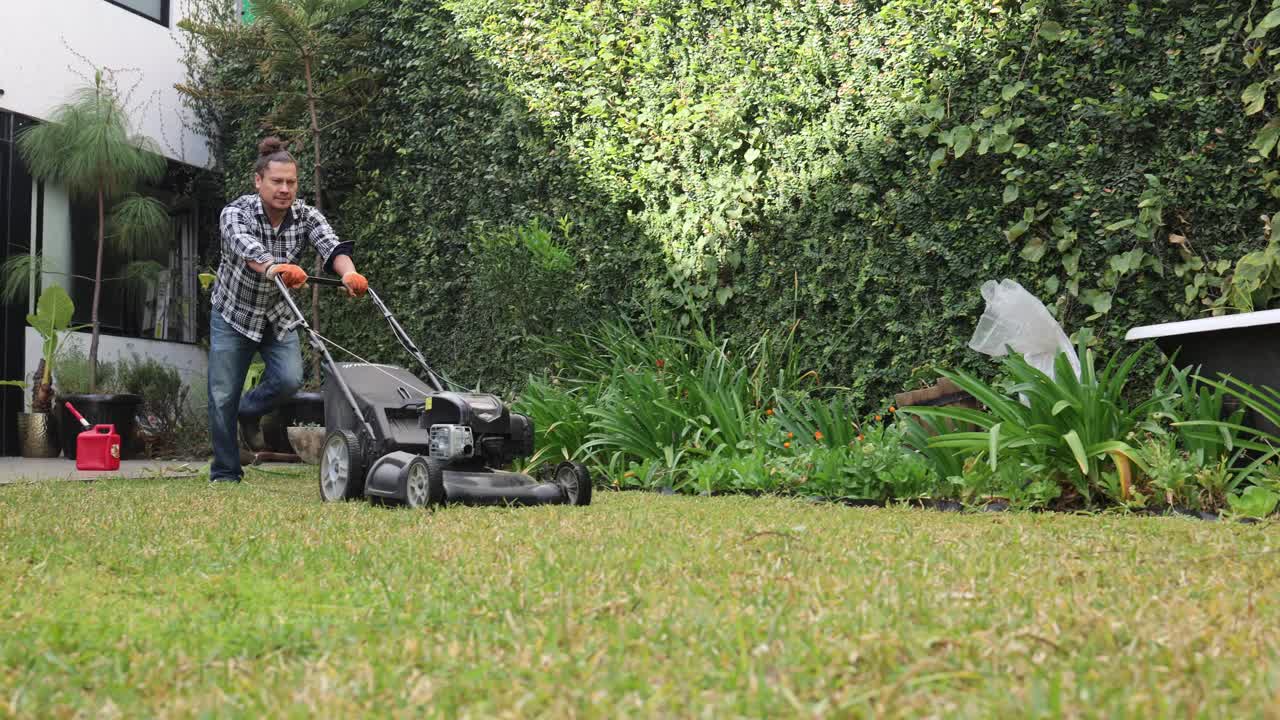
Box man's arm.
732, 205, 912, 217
221, 205, 273, 266
305, 207, 366, 296
332, 255, 356, 276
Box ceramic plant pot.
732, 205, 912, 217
18, 412, 60, 458
286, 426, 326, 465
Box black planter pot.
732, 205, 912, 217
1128, 311, 1280, 436
57, 393, 143, 461
260, 391, 325, 453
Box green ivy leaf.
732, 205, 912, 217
1063, 250, 1082, 276
1254, 121, 1280, 158
1039, 21, 1064, 41
715, 286, 733, 305
1020, 237, 1047, 263
1003, 184, 1019, 204
744, 147, 760, 164
1079, 289, 1113, 315
1012, 143, 1031, 158
953, 126, 974, 158
1247, 8, 1280, 39
1105, 218, 1137, 232
1001, 81, 1026, 102
1243, 83, 1268, 115
929, 146, 947, 171
1005, 219, 1030, 243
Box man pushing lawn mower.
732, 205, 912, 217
207, 138, 591, 508
207, 137, 368, 484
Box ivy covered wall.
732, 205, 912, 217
196, 0, 1278, 403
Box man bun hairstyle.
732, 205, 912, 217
254, 136, 296, 176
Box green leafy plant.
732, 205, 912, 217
53, 345, 120, 397
581, 366, 714, 491
686, 446, 793, 496
784, 425, 939, 504
6, 285, 80, 413
1216, 215, 1280, 313
1194, 456, 1252, 512
1176, 374, 1280, 457
512, 377, 595, 468
952, 454, 1062, 510
1133, 436, 1203, 510
902, 341, 1169, 506
468, 217, 581, 346
118, 354, 190, 441
1150, 363, 1245, 459
770, 393, 864, 450
1227, 485, 1280, 518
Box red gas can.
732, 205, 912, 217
76, 425, 121, 471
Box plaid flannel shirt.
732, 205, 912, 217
212, 194, 353, 342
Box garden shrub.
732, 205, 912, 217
185, 0, 1280, 405
118, 355, 192, 456
53, 345, 118, 396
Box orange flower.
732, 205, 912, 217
889, 406, 897, 413
814, 431, 824, 441
656, 359, 665, 369
787, 432, 794, 439
783, 441, 791, 449
766, 408, 774, 416
857, 434, 865, 442
875, 414, 882, 422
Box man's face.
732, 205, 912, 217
255, 161, 298, 212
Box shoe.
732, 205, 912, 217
208, 476, 242, 484
238, 414, 265, 452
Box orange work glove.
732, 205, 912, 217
341, 271, 368, 297
266, 263, 308, 289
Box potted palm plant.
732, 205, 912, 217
0, 285, 78, 457
17, 70, 171, 459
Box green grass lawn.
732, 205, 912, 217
1, 469, 1277, 718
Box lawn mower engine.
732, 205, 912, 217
320, 362, 590, 507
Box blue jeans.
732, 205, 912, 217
207, 311, 303, 481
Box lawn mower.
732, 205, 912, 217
271, 275, 591, 508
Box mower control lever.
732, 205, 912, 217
298, 276, 346, 288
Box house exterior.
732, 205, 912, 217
0, 0, 216, 455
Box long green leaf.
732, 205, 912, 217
1063, 430, 1089, 474
988, 422, 1002, 470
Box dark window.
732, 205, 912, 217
102, 0, 170, 26
65, 180, 203, 345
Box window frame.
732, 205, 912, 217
101, 0, 170, 27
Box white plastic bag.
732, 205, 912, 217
968, 279, 1080, 379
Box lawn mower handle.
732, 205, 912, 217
271, 274, 379, 445
272, 273, 448, 390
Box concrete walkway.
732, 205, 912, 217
0, 457, 209, 484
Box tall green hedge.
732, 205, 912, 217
197, 0, 1278, 403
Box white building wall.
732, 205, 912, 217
3, 0, 215, 419
0, 0, 212, 168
